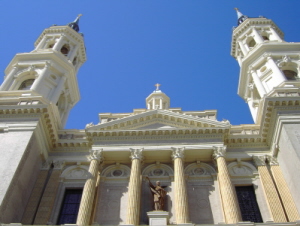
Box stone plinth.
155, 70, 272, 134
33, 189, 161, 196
147, 211, 169, 226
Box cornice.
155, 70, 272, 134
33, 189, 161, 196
87, 110, 230, 131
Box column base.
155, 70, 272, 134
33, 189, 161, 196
147, 210, 169, 226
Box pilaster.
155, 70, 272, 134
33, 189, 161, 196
34, 160, 65, 225
267, 156, 300, 222
253, 156, 287, 222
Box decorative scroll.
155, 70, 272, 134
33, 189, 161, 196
171, 147, 185, 159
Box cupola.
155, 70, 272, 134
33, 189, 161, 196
146, 84, 170, 110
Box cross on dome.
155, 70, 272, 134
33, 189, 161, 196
155, 83, 161, 91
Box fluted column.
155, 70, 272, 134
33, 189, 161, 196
253, 156, 287, 222
267, 156, 300, 222
172, 147, 190, 224
213, 146, 241, 224
77, 149, 103, 226
126, 148, 143, 225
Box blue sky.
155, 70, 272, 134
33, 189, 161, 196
1, 1, 300, 129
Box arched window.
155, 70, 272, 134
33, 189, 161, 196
60, 44, 70, 56
18, 79, 34, 90
283, 70, 298, 80
262, 36, 269, 41
47, 43, 54, 48
248, 38, 256, 48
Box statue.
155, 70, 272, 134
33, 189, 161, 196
145, 176, 167, 211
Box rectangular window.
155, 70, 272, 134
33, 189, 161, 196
235, 186, 263, 223
57, 189, 83, 225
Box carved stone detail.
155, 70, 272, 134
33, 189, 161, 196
129, 148, 143, 160
267, 156, 279, 166
171, 147, 185, 159
88, 149, 104, 162
212, 146, 226, 160
53, 160, 65, 169
253, 156, 266, 166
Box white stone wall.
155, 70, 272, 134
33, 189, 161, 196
95, 183, 129, 225
0, 131, 41, 223
278, 123, 300, 213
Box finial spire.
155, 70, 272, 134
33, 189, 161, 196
234, 8, 248, 25
67, 14, 82, 32
155, 83, 161, 91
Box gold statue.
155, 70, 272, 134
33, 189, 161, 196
145, 176, 167, 211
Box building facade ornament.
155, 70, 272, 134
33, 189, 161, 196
53, 160, 66, 169
171, 147, 185, 160
267, 156, 279, 166
129, 148, 143, 160
253, 155, 266, 166
212, 146, 226, 160
88, 149, 104, 162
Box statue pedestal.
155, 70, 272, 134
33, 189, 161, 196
147, 211, 169, 226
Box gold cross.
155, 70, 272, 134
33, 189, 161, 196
155, 83, 161, 91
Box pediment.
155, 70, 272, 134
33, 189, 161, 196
86, 110, 230, 132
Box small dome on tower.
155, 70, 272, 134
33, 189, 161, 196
234, 8, 248, 25
146, 84, 170, 110
67, 14, 82, 32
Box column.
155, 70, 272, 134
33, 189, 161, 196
270, 27, 282, 41
30, 62, 50, 91
152, 98, 155, 110
77, 149, 103, 226
126, 148, 143, 225
69, 44, 79, 62
35, 36, 48, 50
213, 146, 241, 224
34, 160, 65, 225
252, 28, 264, 43
21, 160, 51, 224
52, 34, 66, 51
0, 65, 19, 91
267, 156, 300, 222
171, 147, 190, 224
266, 56, 286, 83
238, 40, 247, 56
253, 156, 287, 222
250, 69, 267, 97
159, 98, 163, 109
51, 76, 66, 104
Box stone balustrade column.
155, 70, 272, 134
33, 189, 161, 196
77, 149, 103, 226
52, 34, 66, 51
213, 146, 241, 224
34, 160, 65, 225
252, 28, 264, 43
250, 69, 267, 97
267, 156, 300, 222
253, 156, 287, 222
171, 147, 190, 224
126, 148, 143, 225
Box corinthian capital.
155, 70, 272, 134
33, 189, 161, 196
212, 146, 226, 160
266, 156, 279, 166
130, 148, 143, 160
171, 147, 185, 160
88, 149, 104, 162
253, 156, 266, 166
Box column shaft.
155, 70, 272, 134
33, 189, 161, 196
216, 156, 241, 223
174, 157, 189, 224
77, 150, 102, 226
270, 164, 300, 221
126, 158, 142, 225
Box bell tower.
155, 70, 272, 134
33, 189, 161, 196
0, 15, 86, 127
231, 9, 300, 123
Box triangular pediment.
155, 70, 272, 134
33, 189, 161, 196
86, 110, 230, 132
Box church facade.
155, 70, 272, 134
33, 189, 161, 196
0, 11, 300, 226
